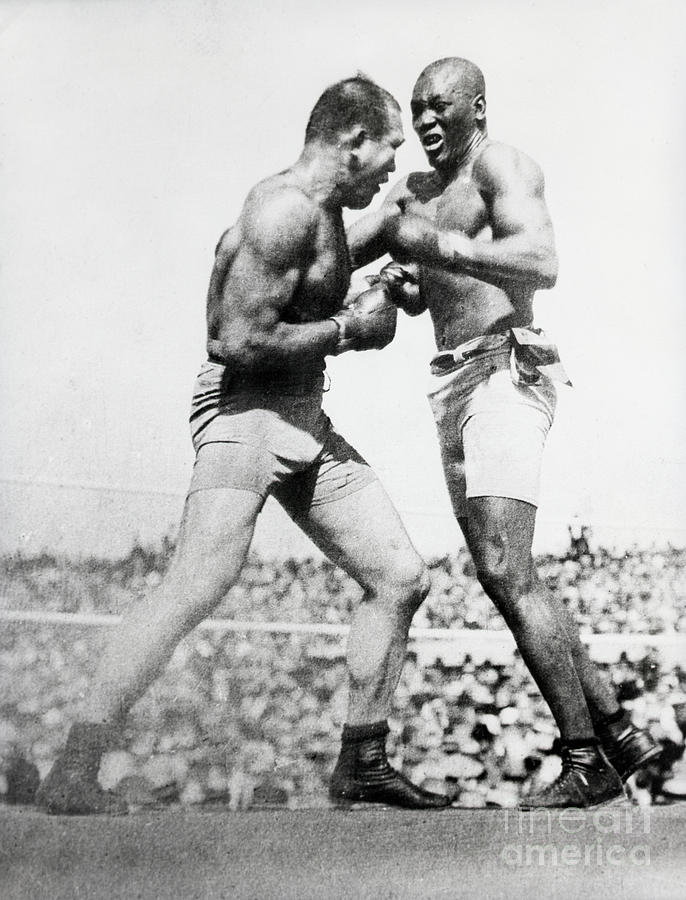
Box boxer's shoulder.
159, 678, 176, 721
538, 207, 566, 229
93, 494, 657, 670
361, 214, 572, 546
246, 174, 317, 219
473, 140, 545, 193
242, 177, 318, 256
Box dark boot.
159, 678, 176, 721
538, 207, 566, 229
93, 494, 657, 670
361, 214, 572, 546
329, 721, 451, 810
596, 711, 661, 781
35, 722, 128, 815
521, 740, 625, 809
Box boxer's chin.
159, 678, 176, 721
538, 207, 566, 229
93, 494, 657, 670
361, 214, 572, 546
347, 187, 377, 210
424, 145, 447, 169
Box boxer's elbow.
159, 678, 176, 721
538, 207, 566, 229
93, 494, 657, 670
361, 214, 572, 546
234, 323, 305, 369
237, 330, 281, 369
216, 324, 268, 370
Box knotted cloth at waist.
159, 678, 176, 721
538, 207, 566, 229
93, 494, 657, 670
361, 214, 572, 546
429, 326, 572, 387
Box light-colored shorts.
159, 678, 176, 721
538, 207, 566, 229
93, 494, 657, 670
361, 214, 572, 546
187, 360, 376, 513
427, 346, 557, 517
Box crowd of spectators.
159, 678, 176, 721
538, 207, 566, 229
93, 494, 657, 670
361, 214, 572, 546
1, 540, 685, 809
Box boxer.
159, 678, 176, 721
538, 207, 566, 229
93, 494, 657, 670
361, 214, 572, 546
37, 76, 450, 815
348, 58, 659, 808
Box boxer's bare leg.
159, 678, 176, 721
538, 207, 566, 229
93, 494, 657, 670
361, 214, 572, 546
555, 604, 619, 721
285, 479, 449, 808
83, 487, 264, 725
538, 552, 660, 780
37, 486, 263, 814
460, 497, 625, 807
459, 497, 596, 740
290, 480, 429, 726
459, 496, 621, 725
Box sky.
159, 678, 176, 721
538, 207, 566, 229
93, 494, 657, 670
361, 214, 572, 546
1, 0, 684, 559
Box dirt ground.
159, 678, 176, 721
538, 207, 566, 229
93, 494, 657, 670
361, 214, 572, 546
1, 802, 684, 899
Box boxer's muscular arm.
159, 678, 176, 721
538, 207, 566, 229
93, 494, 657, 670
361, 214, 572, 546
346, 178, 409, 269
386, 145, 558, 291
347, 178, 428, 317
206, 223, 241, 330
208, 186, 339, 370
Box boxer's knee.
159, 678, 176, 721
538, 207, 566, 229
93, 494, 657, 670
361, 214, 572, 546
376, 555, 430, 620
473, 531, 537, 615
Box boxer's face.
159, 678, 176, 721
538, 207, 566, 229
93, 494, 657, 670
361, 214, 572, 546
344, 106, 404, 209
411, 69, 477, 170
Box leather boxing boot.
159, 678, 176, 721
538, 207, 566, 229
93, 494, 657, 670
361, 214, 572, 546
35, 722, 128, 815
521, 739, 626, 809
329, 721, 451, 809
596, 710, 661, 781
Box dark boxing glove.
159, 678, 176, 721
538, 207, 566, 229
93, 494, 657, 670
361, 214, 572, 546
372, 262, 425, 316
329, 283, 397, 354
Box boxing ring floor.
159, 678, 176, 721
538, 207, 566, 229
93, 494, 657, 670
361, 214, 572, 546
2, 802, 684, 899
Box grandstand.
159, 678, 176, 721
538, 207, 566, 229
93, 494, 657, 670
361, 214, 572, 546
2, 542, 685, 812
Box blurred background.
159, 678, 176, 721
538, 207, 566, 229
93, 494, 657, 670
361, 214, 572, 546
1, 542, 685, 808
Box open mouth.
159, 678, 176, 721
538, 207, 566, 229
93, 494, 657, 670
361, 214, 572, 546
422, 133, 444, 153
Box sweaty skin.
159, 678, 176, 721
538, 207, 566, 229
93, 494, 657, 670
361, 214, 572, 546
35, 83, 458, 816
207, 120, 403, 376
348, 59, 623, 754
348, 64, 558, 349
206, 181, 346, 374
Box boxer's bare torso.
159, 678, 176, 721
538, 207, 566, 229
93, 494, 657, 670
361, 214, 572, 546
348, 59, 557, 352
206, 173, 351, 374
380, 138, 554, 350
205, 106, 403, 376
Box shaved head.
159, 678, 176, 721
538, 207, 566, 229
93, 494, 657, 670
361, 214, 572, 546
414, 57, 485, 100
410, 57, 488, 172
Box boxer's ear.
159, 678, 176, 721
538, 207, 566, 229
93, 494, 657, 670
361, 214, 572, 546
343, 126, 368, 171
340, 125, 367, 153
350, 126, 367, 150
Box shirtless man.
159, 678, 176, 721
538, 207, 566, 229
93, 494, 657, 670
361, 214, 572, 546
348, 58, 659, 807
36, 76, 450, 814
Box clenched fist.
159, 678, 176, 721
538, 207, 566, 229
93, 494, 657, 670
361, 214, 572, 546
330, 283, 397, 354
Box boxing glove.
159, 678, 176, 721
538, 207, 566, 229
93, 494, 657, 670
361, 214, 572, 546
330, 283, 397, 354
372, 262, 425, 316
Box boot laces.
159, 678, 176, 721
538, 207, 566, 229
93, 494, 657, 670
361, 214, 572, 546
535, 749, 581, 799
